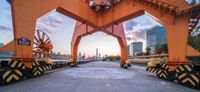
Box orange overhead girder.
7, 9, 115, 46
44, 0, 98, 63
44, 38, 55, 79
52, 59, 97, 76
71, 22, 127, 63
0, 0, 199, 68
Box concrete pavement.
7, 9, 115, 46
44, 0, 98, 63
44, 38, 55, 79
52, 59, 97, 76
0, 61, 199, 92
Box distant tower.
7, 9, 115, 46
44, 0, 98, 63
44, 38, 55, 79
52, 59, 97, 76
78, 52, 82, 60
99, 53, 101, 59
96, 48, 98, 59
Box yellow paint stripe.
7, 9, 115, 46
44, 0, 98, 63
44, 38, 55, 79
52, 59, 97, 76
33, 63, 36, 66
182, 78, 195, 86
179, 66, 184, 71
46, 66, 49, 70
34, 71, 38, 76
33, 67, 37, 72
6, 74, 13, 83
184, 65, 192, 71
13, 74, 19, 80
34, 70, 41, 76
11, 61, 18, 67
17, 62, 22, 67
15, 69, 22, 77
160, 73, 166, 79
157, 70, 162, 74
38, 71, 41, 75
22, 66, 26, 69
39, 67, 43, 72
176, 69, 180, 73
36, 62, 39, 66
3, 70, 11, 79
162, 64, 165, 68
151, 69, 155, 72
154, 69, 157, 73
165, 66, 168, 69
147, 68, 151, 72
190, 74, 199, 83
164, 71, 167, 74
178, 73, 187, 80
43, 67, 46, 71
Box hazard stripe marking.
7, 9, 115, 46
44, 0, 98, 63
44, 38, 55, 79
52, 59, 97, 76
3, 70, 11, 79
179, 66, 184, 71
17, 62, 22, 67
182, 78, 195, 86
11, 61, 18, 67
15, 69, 22, 77
178, 73, 187, 80
190, 74, 199, 83
184, 65, 192, 71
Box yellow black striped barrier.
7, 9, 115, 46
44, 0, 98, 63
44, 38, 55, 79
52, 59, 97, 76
42, 66, 47, 71
45, 65, 52, 71
9, 61, 26, 69
156, 69, 169, 79
32, 66, 43, 77
32, 61, 40, 67
176, 64, 193, 73
161, 63, 169, 70
32, 61, 44, 77
147, 68, 158, 73
2, 69, 23, 84
178, 72, 200, 88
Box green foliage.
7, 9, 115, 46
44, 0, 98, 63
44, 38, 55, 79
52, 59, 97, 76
155, 45, 162, 54
161, 44, 168, 54
104, 55, 121, 61
154, 44, 168, 54
145, 47, 151, 55
188, 34, 200, 52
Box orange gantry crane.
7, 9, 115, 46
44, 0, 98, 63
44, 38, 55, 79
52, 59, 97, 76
0, 0, 200, 88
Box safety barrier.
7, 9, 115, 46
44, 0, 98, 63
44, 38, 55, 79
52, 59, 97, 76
147, 63, 200, 89
0, 60, 93, 85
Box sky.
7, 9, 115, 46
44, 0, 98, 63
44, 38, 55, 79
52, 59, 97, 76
0, 0, 199, 56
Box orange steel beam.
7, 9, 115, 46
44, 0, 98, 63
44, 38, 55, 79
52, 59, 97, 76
71, 22, 127, 63
98, 0, 200, 69
100, 0, 199, 27
9, 0, 98, 67
71, 22, 95, 62
0, 41, 15, 51
1, 0, 199, 68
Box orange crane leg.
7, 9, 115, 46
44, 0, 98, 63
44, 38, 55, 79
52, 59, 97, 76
71, 22, 127, 64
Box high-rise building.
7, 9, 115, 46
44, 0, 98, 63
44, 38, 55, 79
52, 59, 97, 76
96, 48, 98, 59
78, 52, 82, 60
0, 43, 4, 48
146, 26, 166, 54
129, 42, 143, 56
127, 45, 130, 56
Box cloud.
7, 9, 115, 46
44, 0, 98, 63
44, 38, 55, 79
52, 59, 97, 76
132, 29, 146, 40
124, 15, 156, 31
38, 12, 64, 27
124, 14, 162, 46
0, 25, 12, 31
185, 0, 200, 4
36, 12, 67, 35
36, 24, 54, 34
125, 20, 139, 31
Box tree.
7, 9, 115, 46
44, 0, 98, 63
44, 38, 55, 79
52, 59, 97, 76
155, 45, 162, 54
145, 47, 151, 55
188, 34, 200, 52
161, 44, 168, 54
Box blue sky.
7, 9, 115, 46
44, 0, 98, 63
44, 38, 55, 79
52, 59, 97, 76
0, 0, 199, 56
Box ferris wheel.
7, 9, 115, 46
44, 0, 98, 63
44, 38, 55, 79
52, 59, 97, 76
33, 30, 53, 58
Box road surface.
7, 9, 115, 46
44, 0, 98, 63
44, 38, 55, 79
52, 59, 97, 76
0, 61, 199, 92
